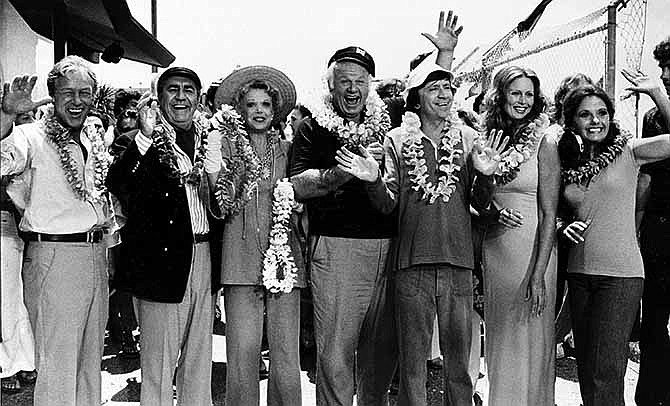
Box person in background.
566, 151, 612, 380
558, 83, 670, 406
106, 67, 222, 406
480, 65, 558, 406
113, 89, 141, 134
629, 36, 670, 406
1, 56, 114, 406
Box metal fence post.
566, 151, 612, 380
606, 2, 617, 101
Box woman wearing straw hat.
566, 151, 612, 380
204, 65, 305, 406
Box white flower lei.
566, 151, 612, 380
43, 114, 112, 204
306, 80, 391, 148
400, 112, 463, 204
262, 178, 299, 294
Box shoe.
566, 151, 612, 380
1, 375, 22, 394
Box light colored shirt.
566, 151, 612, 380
1, 122, 111, 234
134, 130, 209, 235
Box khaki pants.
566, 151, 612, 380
136, 241, 213, 406
23, 240, 108, 406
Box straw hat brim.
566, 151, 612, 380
214, 65, 297, 122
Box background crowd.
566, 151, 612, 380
0, 9, 669, 406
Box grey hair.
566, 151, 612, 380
325, 61, 373, 91
46, 56, 98, 97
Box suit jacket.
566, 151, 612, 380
106, 129, 222, 303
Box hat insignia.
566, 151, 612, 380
355, 48, 366, 56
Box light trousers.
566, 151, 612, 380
23, 240, 108, 406
136, 241, 213, 406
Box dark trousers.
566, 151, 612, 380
635, 216, 670, 406
568, 273, 643, 406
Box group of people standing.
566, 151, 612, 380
0, 8, 669, 406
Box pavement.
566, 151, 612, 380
1, 327, 641, 406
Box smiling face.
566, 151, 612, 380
240, 88, 274, 133
417, 79, 454, 122
331, 62, 370, 122
53, 70, 95, 129
503, 76, 535, 122
660, 59, 670, 96
158, 76, 198, 131
573, 95, 610, 144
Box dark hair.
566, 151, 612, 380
404, 71, 453, 115
409, 52, 432, 71
653, 36, 670, 63
473, 92, 485, 114
294, 103, 312, 118
552, 73, 594, 124
234, 79, 282, 127
482, 65, 546, 141
113, 89, 141, 117
558, 84, 619, 169
87, 109, 110, 131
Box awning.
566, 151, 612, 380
9, 0, 175, 67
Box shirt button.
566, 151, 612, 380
165, 193, 169, 197
164, 247, 168, 252
169, 220, 174, 224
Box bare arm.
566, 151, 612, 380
527, 135, 560, 317
622, 68, 670, 131
632, 134, 670, 166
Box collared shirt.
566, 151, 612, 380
134, 128, 209, 235
1, 122, 111, 233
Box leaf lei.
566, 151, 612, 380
43, 115, 112, 204
151, 112, 209, 186
400, 112, 463, 204
212, 105, 270, 218
307, 80, 391, 148
561, 133, 629, 186
262, 178, 299, 294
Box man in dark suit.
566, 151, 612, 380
106, 67, 220, 406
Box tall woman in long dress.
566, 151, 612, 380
481, 66, 560, 405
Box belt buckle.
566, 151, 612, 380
36, 233, 43, 242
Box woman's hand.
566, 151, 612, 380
621, 68, 665, 99
498, 207, 524, 228
562, 219, 591, 244
335, 145, 380, 182
472, 129, 510, 175
525, 273, 547, 317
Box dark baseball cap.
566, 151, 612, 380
157, 67, 202, 93
328, 46, 375, 76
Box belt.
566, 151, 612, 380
194, 233, 209, 243
23, 230, 104, 243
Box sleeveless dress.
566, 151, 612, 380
483, 136, 557, 406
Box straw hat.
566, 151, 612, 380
214, 65, 297, 122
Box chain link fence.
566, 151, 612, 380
454, 0, 647, 135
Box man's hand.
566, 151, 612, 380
421, 10, 464, 53
137, 94, 160, 138
621, 68, 665, 100
335, 145, 380, 183
1, 75, 52, 117
472, 129, 509, 176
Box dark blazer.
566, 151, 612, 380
106, 129, 222, 303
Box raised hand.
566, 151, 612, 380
138, 95, 160, 138
621, 68, 664, 99
472, 129, 510, 176
421, 10, 464, 53
335, 145, 380, 182
1, 75, 52, 116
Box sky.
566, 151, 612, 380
34, 0, 669, 104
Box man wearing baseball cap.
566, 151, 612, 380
289, 46, 397, 405
107, 66, 221, 406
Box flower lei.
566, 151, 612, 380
492, 121, 543, 185
400, 112, 463, 204
262, 178, 299, 294
307, 80, 391, 148
561, 132, 629, 186
43, 115, 112, 203
151, 111, 209, 186
212, 105, 263, 218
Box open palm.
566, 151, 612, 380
335, 146, 380, 182
2, 75, 52, 116
472, 129, 510, 176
